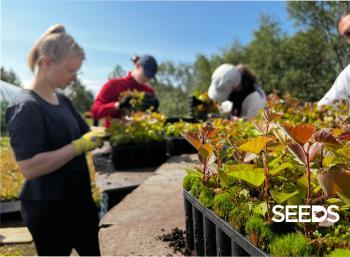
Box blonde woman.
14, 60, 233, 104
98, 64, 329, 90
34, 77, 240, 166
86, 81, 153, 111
5, 24, 104, 256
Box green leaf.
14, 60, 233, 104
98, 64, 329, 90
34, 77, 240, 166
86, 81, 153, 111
198, 143, 214, 159
218, 168, 231, 186
328, 249, 350, 257
337, 191, 350, 205
185, 168, 203, 178
269, 163, 293, 176
297, 175, 308, 188
326, 198, 343, 205
268, 156, 282, 169
227, 163, 255, 172
294, 183, 307, 202
335, 146, 350, 161
238, 136, 272, 154
313, 185, 322, 194
287, 196, 303, 205
253, 202, 268, 217
227, 164, 265, 187
322, 155, 334, 167
270, 189, 300, 204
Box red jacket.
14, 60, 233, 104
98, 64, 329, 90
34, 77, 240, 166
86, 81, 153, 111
90, 72, 155, 127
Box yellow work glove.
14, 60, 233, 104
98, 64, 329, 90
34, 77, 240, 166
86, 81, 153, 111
72, 131, 107, 155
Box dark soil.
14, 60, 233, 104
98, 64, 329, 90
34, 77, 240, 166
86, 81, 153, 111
157, 227, 192, 256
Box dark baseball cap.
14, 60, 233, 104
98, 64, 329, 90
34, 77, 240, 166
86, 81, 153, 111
139, 55, 158, 79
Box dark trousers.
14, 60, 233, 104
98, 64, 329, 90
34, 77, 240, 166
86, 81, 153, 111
21, 198, 100, 256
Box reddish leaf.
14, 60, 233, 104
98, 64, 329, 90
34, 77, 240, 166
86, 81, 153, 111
263, 109, 283, 122
182, 132, 201, 150
252, 121, 276, 134
201, 126, 217, 139
314, 129, 340, 145
304, 142, 323, 162
287, 143, 307, 165
279, 123, 316, 145
338, 133, 350, 141
267, 93, 281, 106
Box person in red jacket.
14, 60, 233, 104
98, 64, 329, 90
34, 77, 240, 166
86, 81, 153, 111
91, 54, 159, 127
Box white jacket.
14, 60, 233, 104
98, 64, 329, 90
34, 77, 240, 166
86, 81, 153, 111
318, 64, 350, 106
220, 89, 266, 118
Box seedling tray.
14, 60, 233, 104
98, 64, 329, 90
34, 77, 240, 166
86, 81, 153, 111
184, 190, 269, 256
111, 141, 167, 170
166, 137, 197, 156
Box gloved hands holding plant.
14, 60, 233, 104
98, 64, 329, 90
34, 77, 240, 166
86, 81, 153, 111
141, 93, 159, 111
118, 95, 133, 109
72, 130, 107, 155
189, 95, 204, 108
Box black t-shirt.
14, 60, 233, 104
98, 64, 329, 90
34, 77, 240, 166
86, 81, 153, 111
5, 90, 92, 201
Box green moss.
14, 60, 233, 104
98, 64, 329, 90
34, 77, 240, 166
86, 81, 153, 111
270, 233, 313, 257
229, 185, 241, 198
207, 174, 219, 188
183, 174, 200, 191
190, 179, 205, 198
198, 187, 214, 208
244, 216, 273, 251
212, 192, 235, 220
229, 203, 251, 233
0, 243, 36, 256
328, 249, 350, 257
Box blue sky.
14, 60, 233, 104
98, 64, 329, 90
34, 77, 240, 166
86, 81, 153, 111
1, 0, 294, 95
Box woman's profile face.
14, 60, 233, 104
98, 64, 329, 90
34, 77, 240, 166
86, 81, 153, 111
46, 55, 83, 89
134, 63, 150, 84
339, 14, 350, 45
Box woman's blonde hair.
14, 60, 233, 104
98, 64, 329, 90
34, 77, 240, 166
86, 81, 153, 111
28, 24, 85, 72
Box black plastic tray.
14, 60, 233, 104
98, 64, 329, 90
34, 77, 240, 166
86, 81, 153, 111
111, 141, 167, 170
0, 200, 21, 214
165, 117, 197, 124
166, 137, 197, 156
184, 190, 270, 256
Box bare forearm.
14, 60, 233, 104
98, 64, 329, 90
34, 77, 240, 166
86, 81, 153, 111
18, 144, 77, 180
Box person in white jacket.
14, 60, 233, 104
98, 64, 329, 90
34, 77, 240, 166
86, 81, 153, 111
208, 63, 266, 118
318, 10, 350, 107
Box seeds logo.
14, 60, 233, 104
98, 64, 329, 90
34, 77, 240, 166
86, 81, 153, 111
272, 205, 340, 223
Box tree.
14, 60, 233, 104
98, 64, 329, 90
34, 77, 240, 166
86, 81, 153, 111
193, 54, 213, 92
1, 66, 21, 86
246, 15, 286, 94
220, 40, 248, 65
65, 79, 94, 113
190, 12, 343, 102
279, 28, 336, 101
152, 81, 189, 117
1, 101, 9, 135
156, 61, 197, 93
108, 64, 126, 79
151, 61, 192, 117
287, 1, 350, 72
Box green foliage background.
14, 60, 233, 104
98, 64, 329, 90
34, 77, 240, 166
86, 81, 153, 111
145, 2, 350, 116
64, 78, 94, 113
3, 2, 350, 117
